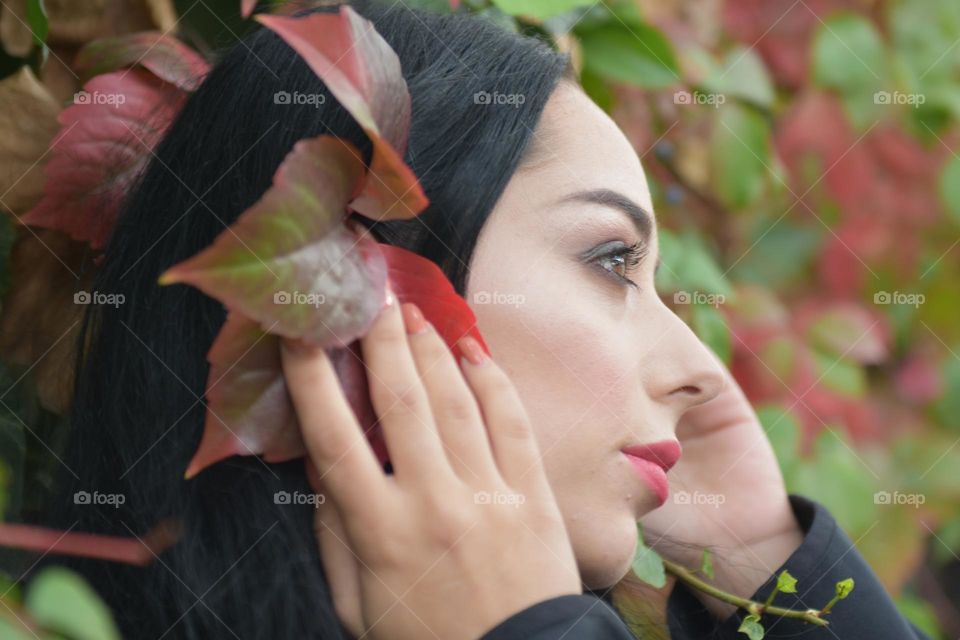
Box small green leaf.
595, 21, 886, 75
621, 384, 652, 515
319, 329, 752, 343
738, 613, 765, 640
25, 567, 120, 640
491, 0, 594, 19
700, 548, 715, 579
835, 577, 855, 598
776, 570, 798, 594
632, 524, 667, 588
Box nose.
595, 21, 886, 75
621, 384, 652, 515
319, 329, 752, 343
643, 303, 726, 413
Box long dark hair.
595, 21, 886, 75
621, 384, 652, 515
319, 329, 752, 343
41, 1, 573, 637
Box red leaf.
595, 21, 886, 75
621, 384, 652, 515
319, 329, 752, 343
185, 242, 487, 477
0, 521, 178, 566
75, 31, 211, 91
159, 136, 388, 350
20, 69, 187, 250
256, 8, 429, 221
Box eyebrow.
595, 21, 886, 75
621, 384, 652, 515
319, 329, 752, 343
557, 188, 662, 274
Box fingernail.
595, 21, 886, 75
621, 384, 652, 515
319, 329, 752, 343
384, 290, 396, 307
402, 303, 429, 335
458, 336, 489, 366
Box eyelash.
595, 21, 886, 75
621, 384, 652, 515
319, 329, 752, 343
591, 241, 648, 289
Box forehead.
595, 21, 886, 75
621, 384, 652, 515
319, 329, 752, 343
517, 82, 655, 218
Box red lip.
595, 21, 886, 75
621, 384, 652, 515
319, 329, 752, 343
621, 439, 682, 472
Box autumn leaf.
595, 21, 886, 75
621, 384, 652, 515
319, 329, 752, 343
256, 7, 429, 220
20, 69, 188, 250
74, 31, 210, 91
184, 241, 488, 477
159, 135, 390, 349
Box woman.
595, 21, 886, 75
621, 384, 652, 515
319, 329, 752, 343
44, 1, 931, 638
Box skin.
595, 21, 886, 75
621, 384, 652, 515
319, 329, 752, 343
468, 82, 804, 615
280, 81, 804, 638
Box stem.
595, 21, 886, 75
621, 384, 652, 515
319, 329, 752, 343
663, 558, 829, 627
821, 595, 841, 616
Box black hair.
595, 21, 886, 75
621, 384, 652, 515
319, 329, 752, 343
38, 1, 575, 637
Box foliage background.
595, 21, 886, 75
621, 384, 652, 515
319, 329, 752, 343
0, 0, 957, 637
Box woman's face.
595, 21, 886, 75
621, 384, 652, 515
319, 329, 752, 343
465, 82, 726, 589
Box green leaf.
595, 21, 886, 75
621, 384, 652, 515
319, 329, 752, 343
632, 524, 666, 588
25, 567, 120, 640
710, 102, 770, 210
811, 349, 866, 397
25, 0, 48, 47
656, 229, 734, 298
938, 155, 960, 226
786, 429, 877, 533
577, 21, 679, 89
692, 303, 731, 366
738, 613, 765, 640
491, 0, 594, 19
756, 405, 800, 478
700, 548, 715, 579
835, 577, 855, 598
812, 13, 885, 94
693, 46, 775, 108
0, 618, 34, 640
776, 570, 798, 593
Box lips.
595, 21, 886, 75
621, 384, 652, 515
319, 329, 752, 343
621, 439, 681, 505
621, 439, 682, 472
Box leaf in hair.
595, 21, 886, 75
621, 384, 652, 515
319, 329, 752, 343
159, 135, 389, 349
256, 8, 430, 221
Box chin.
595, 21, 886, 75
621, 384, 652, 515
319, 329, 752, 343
575, 510, 639, 590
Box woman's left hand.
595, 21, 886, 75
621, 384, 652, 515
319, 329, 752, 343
639, 349, 804, 618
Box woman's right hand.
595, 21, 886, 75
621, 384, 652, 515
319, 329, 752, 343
279, 293, 582, 640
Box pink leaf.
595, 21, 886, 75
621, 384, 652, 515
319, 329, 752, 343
20, 70, 187, 250
256, 8, 429, 221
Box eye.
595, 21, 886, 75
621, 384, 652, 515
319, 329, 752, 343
586, 241, 648, 288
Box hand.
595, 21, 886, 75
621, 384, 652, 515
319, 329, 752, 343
280, 296, 581, 640
639, 349, 804, 618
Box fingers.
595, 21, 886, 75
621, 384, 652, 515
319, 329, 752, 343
400, 303, 499, 484
360, 293, 453, 484
280, 337, 388, 516
314, 489, 364, 639
455, 336, 547, 489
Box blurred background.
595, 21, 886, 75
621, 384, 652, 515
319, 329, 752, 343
0, 0, 957, 637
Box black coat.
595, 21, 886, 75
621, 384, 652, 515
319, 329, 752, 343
480, 495, 932, 639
